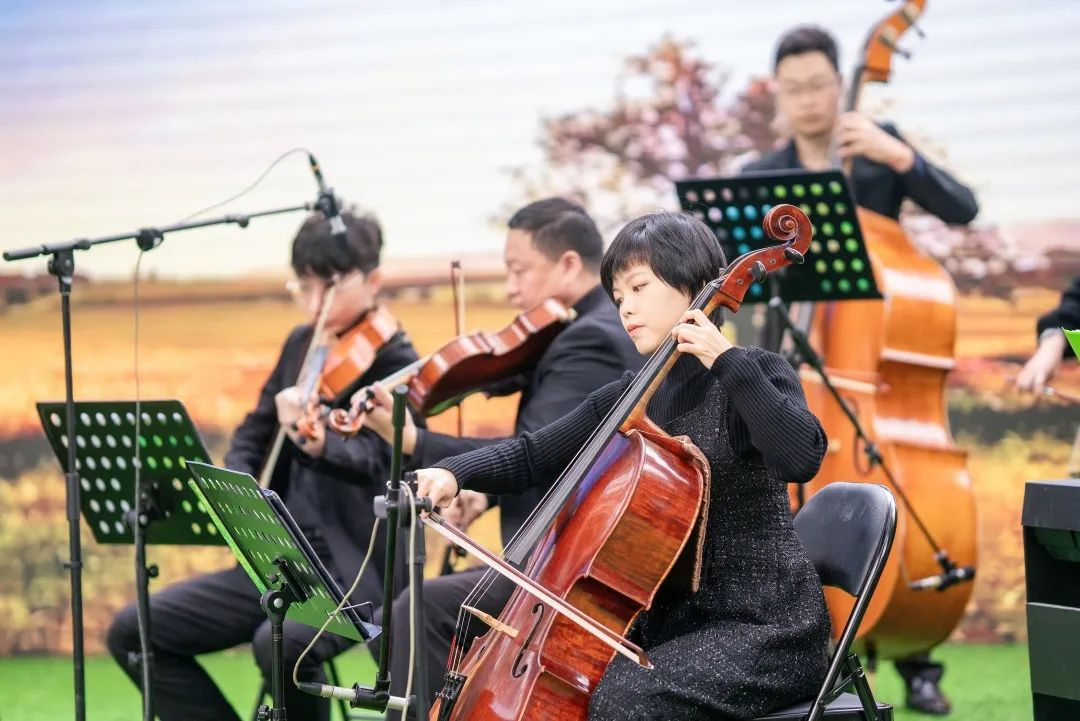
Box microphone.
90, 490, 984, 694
908, 564, 975, 591
307, 153, 348, 243
297, 681, 409, 711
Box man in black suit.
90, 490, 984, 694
345, 197, 643, 712
741, 26, 980, 716
106, 211, 421, 721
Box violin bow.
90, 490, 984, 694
258, 277, 340, 488
451, 260, 466, 436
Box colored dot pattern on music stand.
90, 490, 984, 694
675, 170, 881, 303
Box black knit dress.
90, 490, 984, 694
435, 347, 832, 720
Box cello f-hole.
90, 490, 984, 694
511, 602, 546, 679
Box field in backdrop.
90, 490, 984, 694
0, 278, 1076, 655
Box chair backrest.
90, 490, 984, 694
793, 482, 897, 721
794, 482, 897, 598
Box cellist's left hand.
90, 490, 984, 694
365, 383, 418, 455
672, 309, 733, 369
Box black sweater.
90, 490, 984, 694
434, 346, 831, 719
436, 347, 825, 499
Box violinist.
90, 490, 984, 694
331, 197, 642, 710
416, 211, 831, 720
742, 25, 981, 715
106, 210, 422, 721
1015, 276, 1080, 395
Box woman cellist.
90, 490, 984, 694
415, 210, 831, 719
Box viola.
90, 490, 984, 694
326, 299, 576, 436
423, 205, 812, 721
797, 0, 979, 661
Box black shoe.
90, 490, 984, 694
906, 675, 951, 715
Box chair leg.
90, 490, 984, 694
252, 679, 268, 721
844, 653, 881, 721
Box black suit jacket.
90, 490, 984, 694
1037, 276, 1080, 357
742, 122, 978, 224
409, 285, 644, 544
223, 322, 421, 602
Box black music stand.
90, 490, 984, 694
37, 399, 219, 719
185, 462, 383, 721
677, 170, 880, 303
37, 400, 219, 545
677, 169, 882, 354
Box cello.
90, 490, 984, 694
797, 0, 978, 660
422, 205, 812, 720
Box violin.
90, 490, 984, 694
422, 205, 812, 720
294, 305, 401, 439
326, 299, 576, 436
797, 0, 979, 661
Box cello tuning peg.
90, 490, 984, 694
910, 21, 926, 39
750, 261, 767, 284
784, 248, 805, 264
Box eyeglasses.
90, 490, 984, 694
285, 271, 365, 303
776, 76, 840, 99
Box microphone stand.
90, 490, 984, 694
299, 385, 432, 717
2, 202, 310, 721
370, 385, 432, 718
768, 296, 975, 592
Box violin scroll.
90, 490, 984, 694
709, 204, 812, 313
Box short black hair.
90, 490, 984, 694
601, 212, 727, 302
291, 209, 383, 279
508, 197, 603, 271
774, 25, 839, 72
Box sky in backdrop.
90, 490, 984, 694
1, 0, 1077, 279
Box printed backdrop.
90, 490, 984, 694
1, 0, 1078, 656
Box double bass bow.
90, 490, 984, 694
423, 205, 812, 721
798, 0, 978, 660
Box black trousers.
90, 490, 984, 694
364, 566, 514, 715
106, 565, 354, 721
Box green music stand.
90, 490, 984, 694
186, 461, 380, 720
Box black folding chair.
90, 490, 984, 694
758, 482, 897, 721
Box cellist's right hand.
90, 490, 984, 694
415, 468, 460, 516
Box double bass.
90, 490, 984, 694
423, 205, 812, 720
797, 0, 978, 660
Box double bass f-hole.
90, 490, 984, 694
843, 394, 875, 476
511, 602, 546, 678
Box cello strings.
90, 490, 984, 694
442, 336, 676, 672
